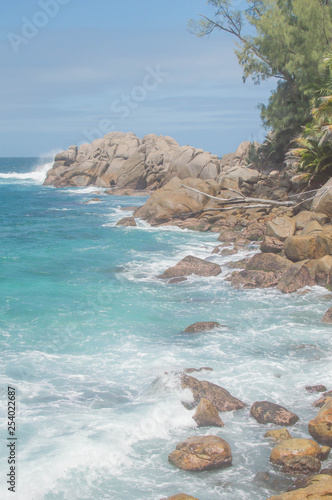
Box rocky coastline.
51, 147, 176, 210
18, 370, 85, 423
45, 132, 332, 499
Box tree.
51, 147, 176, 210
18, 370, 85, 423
190, 0, 332, 157
289, 52, 332, 186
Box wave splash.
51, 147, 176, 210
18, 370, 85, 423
0, 162, 52, 184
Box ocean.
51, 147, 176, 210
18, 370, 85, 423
0, 157, 331, 500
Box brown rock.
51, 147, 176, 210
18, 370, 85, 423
309, 398, 332, 446
322, 307, 332, 324
115, 216, 137, 227
180, 374, 245, 412
242, 222, 266, 241
250, 401, 299, 426
217, 230, 238, 243
184, 321, 222, 333
312, 178, 332, 217
168, 435, 232, 471
320, 446, 331, 461
193, 398, 225, 427
264, 428, 292, 443
270, 438, 321, 465
229, 269, 279, 289
281, 456, 321, 475
284, 234, 332, 262
268, 474, 332, 498
260, 236, 284, 254
314, 392, 332, 408
306, 385, 327, 393
158, 255, 221, 279
246, 252, 292, 278
277, 264, 315, 293
294, 211, 329, 231
266, 216, 296, 241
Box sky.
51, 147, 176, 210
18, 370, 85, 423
0, 0, 276, 157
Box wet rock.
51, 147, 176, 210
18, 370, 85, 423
276, 264, 315, 293
115, 216, 137, 227
268, 474, 332, 498
309, 398, 332, 446
158, 255, 221, 279
250, 401, 299, 426
322, 307, 332, 324
167, 277, 187, 284
254, 471, 293, 493
246, 252, 292, 278
313, 391, 332, 408
280, 456, 321, 475
180, 374, 245, 412
168, 435, 232, 471
260, 236, 284, 254
306, 385, 327, 393
184, 321, 222, 333
264, 428, 292, 443
270, 438, 321, 466
83, 197, 101, 204
319, 446, 331, 461
266, 216, 296, 241
229, 269, 278, 289
226, 258, 249, 269
193, 398, 225, 427
184, 367, 214, 374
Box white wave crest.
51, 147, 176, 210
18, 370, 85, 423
0, 162, 52, 184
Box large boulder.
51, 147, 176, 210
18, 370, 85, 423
134, 177, 217, 225
250, 401, 299, 426
163, 495, 200, 500
158, 255, 221, 279
246, 253, 292, 278
229, 269, 279, 289
264, 428, 292, 443
270, 438, 322, 465
312, 179, 332, 217
266, 216, 296, 241
168, 435, 232, 471
180, 374, 245, 412
193, 398, 225, 427
294, 211, 329, 230
277, 263, 316, 293
309, 398, 332, 446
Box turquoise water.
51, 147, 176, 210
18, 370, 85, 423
0, 158, 332, 500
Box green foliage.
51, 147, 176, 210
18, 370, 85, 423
289, 53, 332, 185
190, 0, 332, 157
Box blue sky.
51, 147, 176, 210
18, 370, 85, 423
0, 0, 275, 157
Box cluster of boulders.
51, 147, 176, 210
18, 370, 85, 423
159, 367, 332, 499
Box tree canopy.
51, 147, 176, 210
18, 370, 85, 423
190, 0, 332, 155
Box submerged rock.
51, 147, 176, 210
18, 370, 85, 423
158, 255, 221, 279
180, 374, 245, 412
168, 435, 232, 471
193, 398, 224, 427
264, 428, 292, 443
306, 385, 327, 393
280, 456, 321, 475
184, 321, 222, 333
250, 401, 299, 426
115, 216, 137, 227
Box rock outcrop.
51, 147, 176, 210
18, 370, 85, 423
180, 374, 245, 412
184, 321, 222, 333
44, 132, 221, 189
168, 435, 232, 471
